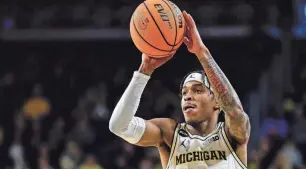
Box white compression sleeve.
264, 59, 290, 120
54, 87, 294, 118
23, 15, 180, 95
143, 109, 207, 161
109, 71, 150, 144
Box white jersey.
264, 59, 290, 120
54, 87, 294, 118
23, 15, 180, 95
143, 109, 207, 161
165, 122, 247, 169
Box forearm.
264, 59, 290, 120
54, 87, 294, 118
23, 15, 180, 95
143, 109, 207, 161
109, 71, 150, 144
196, 48, 242, 113
196, 48, 250, 143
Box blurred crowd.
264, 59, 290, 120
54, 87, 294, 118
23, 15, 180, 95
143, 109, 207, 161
0, 0, 286, 30
0, 37, 304, 169
0, 0, 304, 169
247, 45, 306, 169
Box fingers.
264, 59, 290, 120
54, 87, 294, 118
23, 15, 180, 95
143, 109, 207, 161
182, 11, 191, 27
187, 14, 196, 28
182, 10, 195, 29
185, 24, 192, 39
169, 51, 176, 57
155, 52, 174, 63
163, 53, 174, 62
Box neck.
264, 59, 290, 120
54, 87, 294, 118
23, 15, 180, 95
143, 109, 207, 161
187, 113, 219, 136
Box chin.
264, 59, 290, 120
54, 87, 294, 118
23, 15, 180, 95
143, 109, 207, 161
185, 118, 199, 125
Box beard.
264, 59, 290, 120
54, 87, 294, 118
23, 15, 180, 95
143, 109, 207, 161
185, 118, 202, 126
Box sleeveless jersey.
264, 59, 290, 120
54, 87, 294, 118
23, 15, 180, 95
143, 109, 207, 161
165, 122, 247, 169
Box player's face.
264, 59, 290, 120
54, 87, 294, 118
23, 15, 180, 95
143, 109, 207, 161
181, 81, 216, 124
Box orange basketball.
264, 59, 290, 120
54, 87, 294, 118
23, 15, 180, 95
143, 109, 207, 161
130, 0, 185, 58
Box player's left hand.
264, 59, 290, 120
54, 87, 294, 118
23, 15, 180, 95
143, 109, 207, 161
182, 11, 206, 55
139, 52, 175, 75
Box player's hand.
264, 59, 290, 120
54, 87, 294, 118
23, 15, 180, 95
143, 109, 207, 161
182, 11, 207, 55
139, 53, 175, 76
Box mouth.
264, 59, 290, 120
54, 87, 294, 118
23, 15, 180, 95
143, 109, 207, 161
183, 104, 196, 112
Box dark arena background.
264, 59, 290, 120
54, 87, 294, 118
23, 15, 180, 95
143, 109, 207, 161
0, 0, 306, 168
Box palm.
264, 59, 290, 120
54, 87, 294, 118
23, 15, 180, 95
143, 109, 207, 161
142, 53, 174, 70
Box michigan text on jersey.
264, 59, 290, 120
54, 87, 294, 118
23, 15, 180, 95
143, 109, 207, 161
176, 150, 226, 165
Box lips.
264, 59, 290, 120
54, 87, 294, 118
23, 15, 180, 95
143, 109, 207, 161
183, 104, 196, 111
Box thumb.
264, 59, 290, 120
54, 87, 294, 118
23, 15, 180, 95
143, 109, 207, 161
183, 37, 191, 48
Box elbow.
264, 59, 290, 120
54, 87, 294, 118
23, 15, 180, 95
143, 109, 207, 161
109, 113, 129, 135
109, 105, 125, 134
109, 116, 120, 134
109, 122, 114, 133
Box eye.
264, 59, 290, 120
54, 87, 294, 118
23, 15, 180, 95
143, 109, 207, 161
194, 89, 203, 94
182, 91, 187, 96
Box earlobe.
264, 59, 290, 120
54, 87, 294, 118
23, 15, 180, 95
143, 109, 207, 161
213, 98, 221, 110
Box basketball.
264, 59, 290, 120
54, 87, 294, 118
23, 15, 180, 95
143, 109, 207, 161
130, 0, 185, 58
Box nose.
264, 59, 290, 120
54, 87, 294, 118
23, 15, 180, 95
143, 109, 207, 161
183, 91, 193, 101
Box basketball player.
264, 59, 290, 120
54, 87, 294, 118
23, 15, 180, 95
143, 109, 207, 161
109, 11, 250, 169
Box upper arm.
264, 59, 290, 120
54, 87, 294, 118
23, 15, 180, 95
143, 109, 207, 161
136, 118, 176, 147
224, 109, 251, 145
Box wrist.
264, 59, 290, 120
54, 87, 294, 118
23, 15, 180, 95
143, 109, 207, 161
138, 63, 154, 76
195, 47, 211, 60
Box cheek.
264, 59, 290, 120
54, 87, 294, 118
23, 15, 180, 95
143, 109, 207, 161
197, 95, 213, 108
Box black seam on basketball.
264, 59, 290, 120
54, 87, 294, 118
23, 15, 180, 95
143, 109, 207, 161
175, 13, 186, 47
175, 26, 185, 46
162, 0, 186, 47
172, 16, 186, 47
161, 0, 177, 54
161, 0, 186, 53
132, 13, 173, 53
172, 36, 184, 50
143, 1, 175, 46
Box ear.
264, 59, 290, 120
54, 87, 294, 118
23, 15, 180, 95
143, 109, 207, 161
213, 96, 221, 111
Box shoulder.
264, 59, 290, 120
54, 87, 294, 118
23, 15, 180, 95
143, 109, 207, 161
148, 118, 178, 147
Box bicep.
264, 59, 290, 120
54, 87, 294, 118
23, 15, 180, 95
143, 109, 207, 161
136, 118, 175, 147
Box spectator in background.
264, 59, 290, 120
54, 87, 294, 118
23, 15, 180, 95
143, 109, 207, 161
13, 111, 26, 144
248, 150, 259, 169
230, 3, 254, 24
144, 148, 162, 169
68, 117, 96, 150
9, 112, 28, 169
23, 83, 51, 120
90, 82, 110, 121
293, 104, 306, 163
38, 144, 54, 169
196, 3, 221, 26
272, 135, 305, 169
92, 5, 112, 28
9, 141, 27, 169
282, 96, 296, 125
138, 158, 154, 169
59, 140, 82, 169
114, 155, 128, 169
151, 80, 180, 116
299, 65, 306, 93
79, 154, 103, 169
47, 117, 65, 150
0, 72, 15, 87
261, 106, 288, 139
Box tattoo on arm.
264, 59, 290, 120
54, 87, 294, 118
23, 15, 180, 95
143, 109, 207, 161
198, 52, 250, 144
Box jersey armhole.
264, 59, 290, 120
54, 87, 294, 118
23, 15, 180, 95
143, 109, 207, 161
165, 123, 180, 169
221, 123, 248, 169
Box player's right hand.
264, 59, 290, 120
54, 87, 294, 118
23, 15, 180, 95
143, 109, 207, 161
139, 53, 174, 75
182, 11, 206, 55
